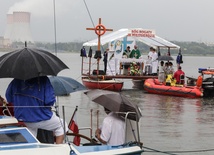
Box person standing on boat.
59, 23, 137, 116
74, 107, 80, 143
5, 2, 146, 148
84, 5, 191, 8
148, 47, 153, 60
173, 66, 185, 84
176, 50, 183, 69
158, 61, 165, 83
122, 46, 131, 75
130, 45, 141, 59
168, 62, 175, 75
5, 76, 68, 144
123, 46, 131, 58
95, 107, 125, 145
103, 48, 109, 74
151, 48, 158, 75
80, 46, 87, 57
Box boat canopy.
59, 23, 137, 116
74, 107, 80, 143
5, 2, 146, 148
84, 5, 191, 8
83, 28, 180, 49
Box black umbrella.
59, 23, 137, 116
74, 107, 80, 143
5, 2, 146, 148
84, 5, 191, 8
157, 55, 174, 61
84, 89, 142, 121
49, 76, 86, 96
0, 47, 69, 80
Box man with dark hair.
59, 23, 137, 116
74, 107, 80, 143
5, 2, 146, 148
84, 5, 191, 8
158, 61, 165, 83
173, 66, 185, 84
148, 47, 153, 59
123, 46, 131, 58
103, 48, 109, 74
176, 50, 183, 69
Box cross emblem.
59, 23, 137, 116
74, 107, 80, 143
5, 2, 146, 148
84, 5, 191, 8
86, 18, 113, 51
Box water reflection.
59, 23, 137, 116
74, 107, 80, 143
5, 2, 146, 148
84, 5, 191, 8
113, 89, 214, 154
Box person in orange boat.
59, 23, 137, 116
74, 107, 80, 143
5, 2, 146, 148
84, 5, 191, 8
173, 66, 185, 84
158, 61, 165, 83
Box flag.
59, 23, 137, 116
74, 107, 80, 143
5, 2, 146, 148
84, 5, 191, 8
68, 106, 81, 146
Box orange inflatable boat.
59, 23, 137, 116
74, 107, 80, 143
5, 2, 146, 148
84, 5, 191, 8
144, 78, 203, 98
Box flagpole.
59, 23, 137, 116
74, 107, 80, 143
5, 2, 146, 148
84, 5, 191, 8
68, 106, 80, 145
68, 106, 78, 127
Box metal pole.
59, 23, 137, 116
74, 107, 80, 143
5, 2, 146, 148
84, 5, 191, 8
90, 109, 93, 139
62, 105, 66, 143
89, 57, 91, 76
53, 0, 57, 56
97, 110, 99, 129
81, 57, 83, 75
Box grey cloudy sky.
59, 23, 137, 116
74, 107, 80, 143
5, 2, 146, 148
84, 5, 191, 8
0, 0, 214, 43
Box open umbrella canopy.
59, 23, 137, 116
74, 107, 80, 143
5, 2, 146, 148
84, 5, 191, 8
84, 89, 142, 121
49, 76, 86, 96
0, 47, 69, 80
157, 55, 174, 61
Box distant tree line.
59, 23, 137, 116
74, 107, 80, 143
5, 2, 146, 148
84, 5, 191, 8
9, 41, 214, 56
137, 41, 214, 56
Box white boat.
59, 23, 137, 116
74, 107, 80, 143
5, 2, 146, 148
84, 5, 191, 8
0, 114, 144, 155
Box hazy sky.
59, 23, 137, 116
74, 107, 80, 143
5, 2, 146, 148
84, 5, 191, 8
0, 0, 214, 43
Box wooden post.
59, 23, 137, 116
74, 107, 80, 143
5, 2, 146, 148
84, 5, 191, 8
86, 18, 113, 75
97, 110, 99, 129
81, 57, 83, 75
89, 57, 91, 76
90, 109, 93, 139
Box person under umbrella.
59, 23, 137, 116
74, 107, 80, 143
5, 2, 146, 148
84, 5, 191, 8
95, 107, 125, 145
0, 46, 69, 80
5, 76, 68, 144
84, 89, 142, 122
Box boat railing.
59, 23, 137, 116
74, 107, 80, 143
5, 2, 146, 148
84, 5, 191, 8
61, 106, 142, 147
0, 105, 142, 147
112, 111, 142, 148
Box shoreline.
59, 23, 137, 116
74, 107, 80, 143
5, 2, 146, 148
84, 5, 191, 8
1, 48, 214, 57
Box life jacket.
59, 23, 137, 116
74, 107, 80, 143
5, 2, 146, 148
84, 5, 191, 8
165, 74, 173, 86
196, 75, 203, 88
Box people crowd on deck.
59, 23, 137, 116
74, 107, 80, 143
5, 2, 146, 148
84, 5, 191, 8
158, 60, 185, 86
84, 46, 185, 82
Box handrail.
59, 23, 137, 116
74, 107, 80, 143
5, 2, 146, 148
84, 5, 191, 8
114, 111, 141, 145
66, 132, 99, 145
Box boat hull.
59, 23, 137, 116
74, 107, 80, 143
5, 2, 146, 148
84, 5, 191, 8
82, 77, 123, 91
0, 116, 144, 155
132, 80, 145, 89
144, 78, 203, 98
70, 144, 143, 155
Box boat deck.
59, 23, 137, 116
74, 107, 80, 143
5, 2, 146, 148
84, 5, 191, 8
82, 73, 157, 80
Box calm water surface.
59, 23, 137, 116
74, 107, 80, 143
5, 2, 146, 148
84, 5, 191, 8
0, 52, 214, 154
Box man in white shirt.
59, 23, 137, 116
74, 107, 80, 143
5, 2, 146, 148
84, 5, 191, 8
158, 61, 165, 83
148, 47, 153, 60
151, 48, 158, 75
95, 108, 125, 145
